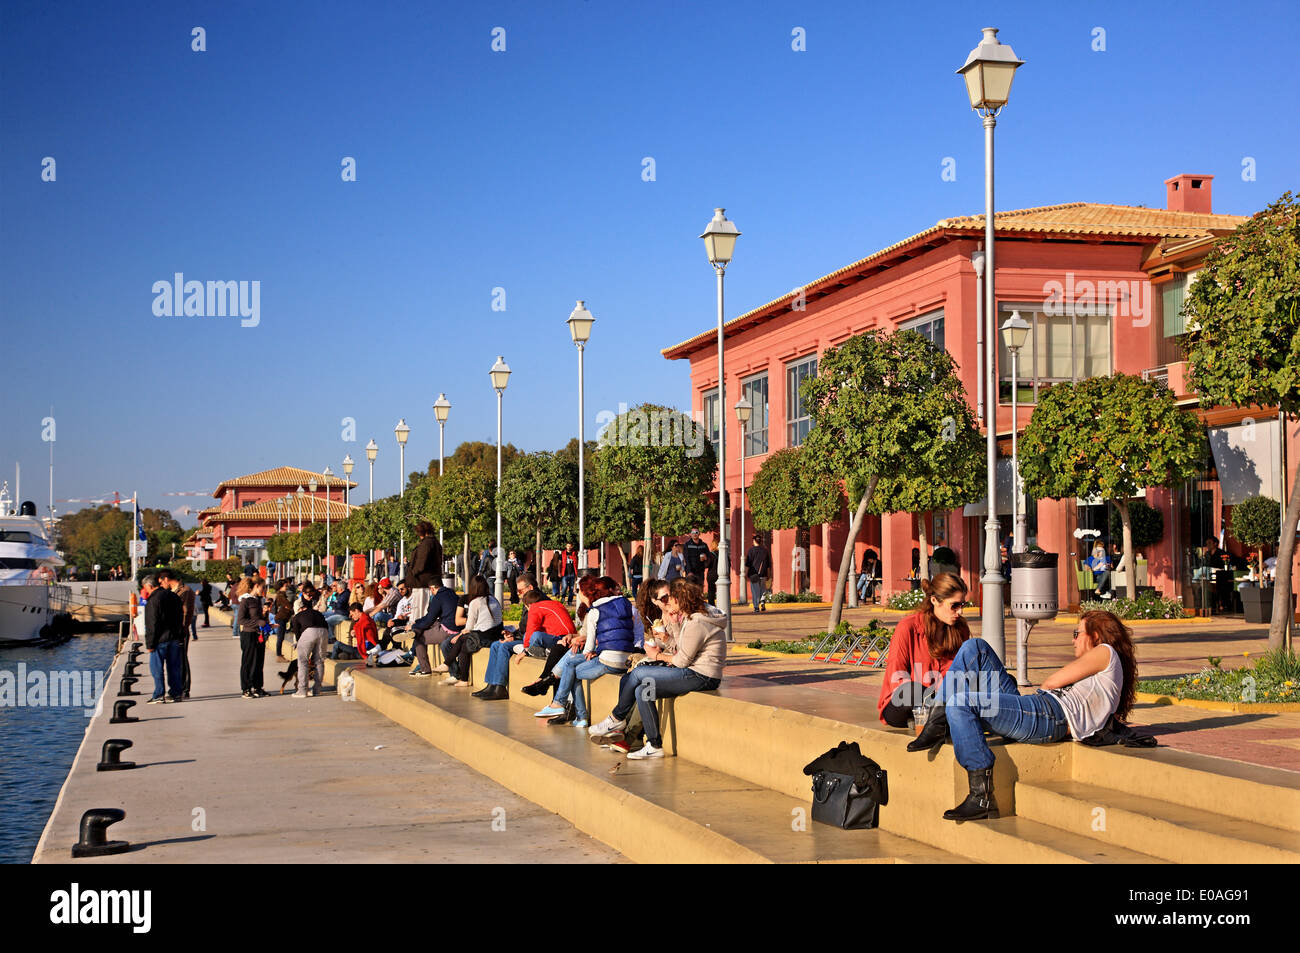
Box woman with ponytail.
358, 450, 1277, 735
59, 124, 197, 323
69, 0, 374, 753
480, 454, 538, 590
909, 609, 1139, 823
876, 572, 971, 727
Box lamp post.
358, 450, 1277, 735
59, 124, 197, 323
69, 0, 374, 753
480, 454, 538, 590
395, 419, 410, 575
433, 393, 451, 556
365, 439, 377, 504
1001, 310, 1032, 685
490, 356, 511, 605
701, 208, 740, 642
735, 396, 752, 608
296, 487, 305, 579
567, 301, 595, 571
323, 465, 334, 580
958, 26, 1023, 662
309, 477, 318, 579
342, 454, 354, 572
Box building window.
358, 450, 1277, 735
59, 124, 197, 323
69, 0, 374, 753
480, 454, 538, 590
1161, 271, 1196, 337
998, 305, 1112, 403
900, 309, 945, 352
741, 373, 769, 457
702, 389, 720, 460
786, 355, 818, 447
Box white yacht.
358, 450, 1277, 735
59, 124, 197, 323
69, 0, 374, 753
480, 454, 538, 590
0, 490, 71, 645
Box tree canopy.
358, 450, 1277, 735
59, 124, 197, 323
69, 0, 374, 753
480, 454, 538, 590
748, 446, 842, 531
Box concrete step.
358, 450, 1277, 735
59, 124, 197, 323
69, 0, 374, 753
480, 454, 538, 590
954, 815, 1168, 864
345, 665, 966, 864
1015, 779, 1300, 864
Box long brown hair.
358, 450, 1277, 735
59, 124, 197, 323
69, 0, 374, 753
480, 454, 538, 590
1079, 610, 1138, 721
667, 578, 708, 616
918, 572, 970, 662
636, 579, 669, 628
576, 574, 621, 622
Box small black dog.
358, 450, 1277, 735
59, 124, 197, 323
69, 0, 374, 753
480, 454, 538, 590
278, 661, 320, 695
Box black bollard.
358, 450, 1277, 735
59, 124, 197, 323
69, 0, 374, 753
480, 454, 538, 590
117, 676, 139, 697
97, 738, 135, 771
71, 808, 130, 858
123, 662, 140, 677
109, 700, 138, 724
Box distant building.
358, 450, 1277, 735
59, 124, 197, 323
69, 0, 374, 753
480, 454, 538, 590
663, 174, 1298, 611
198, 466, 357, 564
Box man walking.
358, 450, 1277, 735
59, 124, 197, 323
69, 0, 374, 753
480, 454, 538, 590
161, 570, 196, 698
559, 542, 578, 605
683, 528, 710, 584
142, 574, 184, 703
744, 533, 772, 613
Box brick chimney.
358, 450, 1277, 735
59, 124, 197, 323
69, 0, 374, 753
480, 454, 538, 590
1165, 174, 1213, 214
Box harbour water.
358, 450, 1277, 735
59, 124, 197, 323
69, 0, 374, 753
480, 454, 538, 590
0, 633, 118, 863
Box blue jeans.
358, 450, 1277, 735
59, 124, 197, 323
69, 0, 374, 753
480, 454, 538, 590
937, 638, 1070, 770
149, 640, 184, 700
485, 637, 521, 686
748, 576, 765, 610
561, 574, 576, 603
552, 652, 620, 719
611, 665, 719, 748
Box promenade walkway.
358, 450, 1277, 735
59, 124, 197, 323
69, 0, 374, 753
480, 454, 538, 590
33, 615, 620, 864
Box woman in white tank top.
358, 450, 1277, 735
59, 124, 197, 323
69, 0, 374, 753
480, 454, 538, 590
908, 610, 1137, 822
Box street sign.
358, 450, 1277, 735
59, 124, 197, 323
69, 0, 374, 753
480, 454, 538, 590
128, 540, 147, 558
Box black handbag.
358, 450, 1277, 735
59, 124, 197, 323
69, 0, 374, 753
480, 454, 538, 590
804, 741, 888, 831
461, 631, 482, 653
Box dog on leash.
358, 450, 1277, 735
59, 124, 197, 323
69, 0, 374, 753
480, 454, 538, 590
278, 661, 320, 695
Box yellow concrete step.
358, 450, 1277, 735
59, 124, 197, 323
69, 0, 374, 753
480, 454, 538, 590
344, 665, 967, 864
1015, 779, 1300, 864
949, 815, 1168, 864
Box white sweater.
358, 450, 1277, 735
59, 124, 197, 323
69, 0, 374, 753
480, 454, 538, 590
465, 594, 502, 632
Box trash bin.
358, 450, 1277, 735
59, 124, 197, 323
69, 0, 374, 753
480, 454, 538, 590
1010, 551, 1058, 621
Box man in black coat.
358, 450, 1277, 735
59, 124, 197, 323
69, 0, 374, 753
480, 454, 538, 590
744, 534, 772, 613
683, 528, 710, 585
405, 521, 443, 628
143, 574, 185, 703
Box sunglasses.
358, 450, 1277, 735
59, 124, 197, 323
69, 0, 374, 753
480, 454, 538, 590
653, 594, 670, 604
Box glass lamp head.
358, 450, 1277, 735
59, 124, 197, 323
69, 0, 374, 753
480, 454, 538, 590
700, 208, 740, 265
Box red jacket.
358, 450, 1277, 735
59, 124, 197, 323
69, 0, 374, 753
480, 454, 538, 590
558, 550, 578, 575
876, 612, 964, 724
351, 612, 378, 655
523, 599, 576, 649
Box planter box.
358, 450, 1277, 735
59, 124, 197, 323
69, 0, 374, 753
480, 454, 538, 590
1239, 585, 1295, 625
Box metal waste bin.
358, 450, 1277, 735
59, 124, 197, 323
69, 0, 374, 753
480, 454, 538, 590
1010, 551, 1058, 621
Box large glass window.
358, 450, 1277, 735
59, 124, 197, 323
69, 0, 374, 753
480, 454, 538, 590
786, 355, 817, 447
900, 309, 945, 351
702, 389, 720, 460
999, 305, 1112, 403
741, 374, 769, 457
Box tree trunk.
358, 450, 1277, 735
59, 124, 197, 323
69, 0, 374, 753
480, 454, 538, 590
643, 497, 652, 583
1117, 499, 1136, 600
1269, 461, 1300, 651
918, 512, 930, 581
615, 541, 631, 587
535, 526, 543, 587
462, 532, 470, 591
828, 476, 879, 631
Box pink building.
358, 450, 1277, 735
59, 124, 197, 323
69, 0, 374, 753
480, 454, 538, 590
199, 466, 357, 563
664, 175, 1299, 613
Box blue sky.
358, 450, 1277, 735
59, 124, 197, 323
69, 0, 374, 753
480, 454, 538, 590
2, 0, 1296, 526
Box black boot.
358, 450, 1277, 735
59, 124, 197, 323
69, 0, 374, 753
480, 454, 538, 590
480, 684, 509, 700
522, 675, 557, 697
905, 704, 949, 752
943, 768, 998, 822
471, 685, 494, 698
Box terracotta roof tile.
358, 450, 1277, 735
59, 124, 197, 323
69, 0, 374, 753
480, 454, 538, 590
213, 466, 358, 496
205, 496, 358, 522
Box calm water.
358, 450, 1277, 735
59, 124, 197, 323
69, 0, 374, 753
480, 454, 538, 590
0, 633, 118, 864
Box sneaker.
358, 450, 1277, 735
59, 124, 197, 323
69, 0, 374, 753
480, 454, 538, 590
628, 742, 664, 760
431, 664, 450, 674
572, 718, 589, 728
253, 688, 269, 697
408, 669, 431, 678
588, 714, 628, 737
241, 690, 254, 698
292, 692, 308, 699
147, 696, 166, 704
604, 739, 631, 754
440, 676, 459, 686
534, 704, 566, 718
591, 730, 624, 746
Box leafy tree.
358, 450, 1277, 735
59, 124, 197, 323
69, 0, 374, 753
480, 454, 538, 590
429, 465, 497, 585
594, 403, 717, 591
1019, 373, 1204, 599
802, 329, 985, 628
1231, 495, 1282, 581
425, 440, 522, 480
749, 446, 842, 532
1108, 499, 1164, 551
499, 452, 577, 580
1184, 192, 1300, 648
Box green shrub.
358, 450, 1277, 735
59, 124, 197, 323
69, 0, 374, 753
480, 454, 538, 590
749, 619, 891, 656
887, 588, 925, 611
1079, 590, 1186, 620
767, 590, 822, 604
1140, 649, 1299, 703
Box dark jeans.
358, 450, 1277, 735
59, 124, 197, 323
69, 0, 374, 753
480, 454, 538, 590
747, 576, 766, 610
201, 604, 210, 626
180, 634, 192, 696
150, 640, 184, 700
238, 631, 266, 692
444, 633, 474, 680
561, 573, 576, 603
630, 575, 642, 598
881, 678, 932, 728
540, 639, 569, 681
612, 665, 719, 748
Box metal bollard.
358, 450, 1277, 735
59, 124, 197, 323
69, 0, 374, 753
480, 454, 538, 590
118, 676, 140, 697
123, 662, 140, 677
71, 808, 130, 858
110, 700, 139, 724
97, 738, 136, 771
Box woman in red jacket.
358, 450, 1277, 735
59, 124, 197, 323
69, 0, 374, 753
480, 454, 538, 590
876, 572, 970, 727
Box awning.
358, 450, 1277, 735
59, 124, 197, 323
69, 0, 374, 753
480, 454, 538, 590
963, 459, 1017, 517
1209, 419, 1280, 504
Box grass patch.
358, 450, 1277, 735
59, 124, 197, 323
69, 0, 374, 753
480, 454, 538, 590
1139, 648, 1300, 703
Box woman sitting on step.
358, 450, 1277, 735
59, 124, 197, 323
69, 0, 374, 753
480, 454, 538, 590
877, 573, 970, 728
908, 609, 1137, 822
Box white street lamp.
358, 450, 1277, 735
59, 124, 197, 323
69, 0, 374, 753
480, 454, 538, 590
959, 26, 1023, 662
365, 439, 378, 504
1002, 309, 1033, 685
433, 393, 451, 555
568, 301, 595, 571
309, 477, 318, 579
342, 454, 354, 571
296, 486, 305, 578
323, 466, 334, 580
395, 419, 410, 574
735, 395, 752, 609
701, 207, 740, 641
490, 356, 511, 605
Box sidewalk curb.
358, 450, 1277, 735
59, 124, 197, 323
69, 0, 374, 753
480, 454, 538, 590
1134, 691, 1300, 714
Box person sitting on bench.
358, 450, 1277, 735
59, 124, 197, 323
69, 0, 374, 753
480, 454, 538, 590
876, 572, 970, 728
